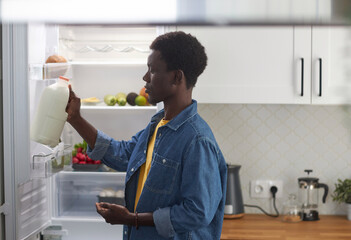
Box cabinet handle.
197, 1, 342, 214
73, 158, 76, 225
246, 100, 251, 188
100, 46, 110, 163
319, 58, 322, 97
300, 58, 304, 97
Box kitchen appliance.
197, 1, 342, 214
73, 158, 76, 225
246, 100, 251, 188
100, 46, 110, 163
298, 169, 329, 221
224, 164, 244, 219
1, 24, 162, 240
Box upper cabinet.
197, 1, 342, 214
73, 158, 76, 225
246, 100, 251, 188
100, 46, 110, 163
178, 26, 351, 105
178, 26, 311, 104
312, 26, 351, 104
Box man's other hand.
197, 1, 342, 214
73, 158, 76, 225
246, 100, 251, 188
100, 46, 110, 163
96, 202, 134, 225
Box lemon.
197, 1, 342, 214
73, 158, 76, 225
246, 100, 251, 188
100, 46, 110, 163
135, 95, 147, 106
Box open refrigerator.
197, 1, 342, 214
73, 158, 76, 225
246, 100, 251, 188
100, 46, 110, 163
1, 23, 168, 240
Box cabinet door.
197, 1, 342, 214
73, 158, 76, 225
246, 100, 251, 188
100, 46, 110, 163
177, 26, 311, 104
312, 26, 351, 104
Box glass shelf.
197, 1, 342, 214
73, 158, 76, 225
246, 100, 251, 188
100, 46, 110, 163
70, 60, 147, 65
80, 105, 157, 110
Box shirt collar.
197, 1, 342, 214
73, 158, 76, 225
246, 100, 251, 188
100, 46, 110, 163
150, 100, 198, 131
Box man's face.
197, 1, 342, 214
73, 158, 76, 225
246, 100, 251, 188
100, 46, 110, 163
143, 50, 176, 105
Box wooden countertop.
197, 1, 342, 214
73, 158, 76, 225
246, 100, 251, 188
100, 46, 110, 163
221, 214, 351, 240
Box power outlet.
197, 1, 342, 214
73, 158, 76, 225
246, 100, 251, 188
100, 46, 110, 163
250, 180, 283, 198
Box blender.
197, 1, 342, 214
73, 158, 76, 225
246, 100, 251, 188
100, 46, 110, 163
298, 169, 328, 221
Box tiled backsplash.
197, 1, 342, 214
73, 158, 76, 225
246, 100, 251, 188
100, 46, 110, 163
198, 104, 351, 215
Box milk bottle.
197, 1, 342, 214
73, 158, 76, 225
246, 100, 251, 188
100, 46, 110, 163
30, 76, 70, 148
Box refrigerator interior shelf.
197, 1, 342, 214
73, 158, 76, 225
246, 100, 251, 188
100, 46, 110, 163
80, 105, 157, 110
51, 216, 107, 223
58, 171, 126, 178
70, 60, 146, 65
31, 145, 72, 178
61, 42, 150, 54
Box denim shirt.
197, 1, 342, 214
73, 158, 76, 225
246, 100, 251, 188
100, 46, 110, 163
87, 100, 227, 240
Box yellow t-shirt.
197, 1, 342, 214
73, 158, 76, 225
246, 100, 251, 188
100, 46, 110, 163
134, 118, 169, 211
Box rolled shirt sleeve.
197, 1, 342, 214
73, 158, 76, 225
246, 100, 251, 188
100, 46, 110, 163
153, 207, 175, 238
86, 129, 143, 172
87, 130, 112, 160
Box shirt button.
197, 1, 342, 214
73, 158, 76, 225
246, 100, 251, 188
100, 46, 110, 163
124, 231, 127, 235
131, 168, 134, 172
144, 150, 146, 154
158, 133, 162, 137
162, 159, 166, 164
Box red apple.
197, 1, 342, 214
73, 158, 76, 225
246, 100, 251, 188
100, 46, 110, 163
72, 157, 79, 164
76, 153, 86, 161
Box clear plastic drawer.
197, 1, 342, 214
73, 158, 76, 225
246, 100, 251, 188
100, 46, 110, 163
54, 171, 126, 219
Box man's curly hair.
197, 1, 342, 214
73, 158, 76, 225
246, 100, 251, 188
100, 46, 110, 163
150, 31, 207, 89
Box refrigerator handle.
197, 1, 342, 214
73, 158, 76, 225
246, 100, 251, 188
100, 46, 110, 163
0, 203, 10, 215
318, 58, 323, 97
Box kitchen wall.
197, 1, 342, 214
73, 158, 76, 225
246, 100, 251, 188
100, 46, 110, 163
198, 104, 351, 215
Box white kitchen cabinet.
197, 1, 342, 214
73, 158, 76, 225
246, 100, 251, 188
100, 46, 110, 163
178, 26, 351, 105
177, 26, 312, 104
311, 26, 351, 104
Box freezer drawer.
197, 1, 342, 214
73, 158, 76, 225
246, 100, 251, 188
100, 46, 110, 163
55, 171, 126, 219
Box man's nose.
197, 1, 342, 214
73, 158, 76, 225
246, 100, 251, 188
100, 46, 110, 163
143, 73, 149, 82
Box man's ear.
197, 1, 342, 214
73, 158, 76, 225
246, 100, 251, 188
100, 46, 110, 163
173, 70, 184, 85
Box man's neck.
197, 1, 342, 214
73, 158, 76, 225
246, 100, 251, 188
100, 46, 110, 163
163, 96, 192, 121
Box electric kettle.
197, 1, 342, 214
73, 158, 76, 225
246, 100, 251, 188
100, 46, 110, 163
298, 169, 328, 221
224, 164, 244, 219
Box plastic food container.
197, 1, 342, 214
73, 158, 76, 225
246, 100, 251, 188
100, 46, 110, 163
97, 196, 125, 205
72, 163, 101, 171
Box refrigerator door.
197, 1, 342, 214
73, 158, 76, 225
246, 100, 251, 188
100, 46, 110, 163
2, 23, 52, 240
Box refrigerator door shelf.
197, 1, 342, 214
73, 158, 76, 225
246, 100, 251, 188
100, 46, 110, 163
43, 63, 72, 80
31, 144, 72, 178
29, 63, 72, 80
